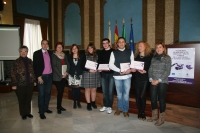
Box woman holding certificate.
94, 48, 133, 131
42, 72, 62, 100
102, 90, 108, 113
68, 44, 85, 109
52, 42, 69, 114
109, 37, 134, 118
82, 43, 101, 111
132, 41, 152, 120
148, 42, 171, 126
98, 38, 114, 114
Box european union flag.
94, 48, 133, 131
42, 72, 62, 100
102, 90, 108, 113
129, 24, 134, 52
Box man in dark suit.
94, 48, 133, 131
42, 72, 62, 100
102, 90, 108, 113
33, 39, 53, 119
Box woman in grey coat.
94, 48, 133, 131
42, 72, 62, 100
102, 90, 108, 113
52, 42, 69, 114
147, 42, 171, 126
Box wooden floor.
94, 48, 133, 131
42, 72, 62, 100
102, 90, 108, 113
48, 85, 200, 129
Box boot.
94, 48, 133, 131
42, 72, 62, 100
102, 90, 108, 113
77, 101, 82, 108
87, 103, 92, 111
91, 101, 97, 109
147, 109, 158, 122
73, 101, 77, 109
155, 112, 165, 126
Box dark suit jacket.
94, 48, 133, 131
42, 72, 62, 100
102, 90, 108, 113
33, 49, 53, 80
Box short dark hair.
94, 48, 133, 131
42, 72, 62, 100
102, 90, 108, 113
101, 38, 110, 43
41, 39, 49, 45
117, 37, 126, 43
19, 45, 28, 52
55, 42, 64, 49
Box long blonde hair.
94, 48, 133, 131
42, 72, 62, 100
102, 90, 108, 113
134, 41, 151, 58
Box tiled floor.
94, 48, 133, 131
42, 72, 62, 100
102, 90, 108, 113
0, 92, 200, 133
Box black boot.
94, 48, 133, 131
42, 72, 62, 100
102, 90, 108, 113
87, 103, 92, 111
141, 112, 146, 120
57, 109, 61, 114
73, 101, 77, 109
77, 101, 82, 108
91, 101, 97, 109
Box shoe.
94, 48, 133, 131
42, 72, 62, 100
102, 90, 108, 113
40, 114, 46, 119
147, 109, 158, 122
22, 115, 27, 120
77, 102, 82, 108
57, 109, 61, 114
45, 109, 52, 113
138, 112, 142, 120
107, 107, 112, 114
114, 109, 122, 116
155, 112, 165, 126
99, 106, 107, 112
73, 102, 77, 109
57, 106, 66, 111
141, 112, 146, 120
27, 114, 33, 118
87, 103, 92, 111
123, 112, 129, 118
91, 101, 97, 109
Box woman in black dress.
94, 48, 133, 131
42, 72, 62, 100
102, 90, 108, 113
132, 41, 152, 120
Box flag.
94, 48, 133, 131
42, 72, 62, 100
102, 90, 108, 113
114, 24, 118, 49
129, 24, 134, 51
108, 24, 112, 45
122, 24, 126, 40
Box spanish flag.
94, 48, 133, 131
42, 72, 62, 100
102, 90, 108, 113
114, 24, 118, 49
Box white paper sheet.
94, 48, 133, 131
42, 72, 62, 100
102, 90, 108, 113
62, 65, 67, 75
98, 64, 110, 71
120, 63, 130, 72
85, 60, 98, 70
130, 61, 144, 70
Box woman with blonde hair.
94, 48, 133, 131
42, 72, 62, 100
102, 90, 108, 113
82, 43, 101, 111
132, 41, 152, 120
147, 42, 171, 126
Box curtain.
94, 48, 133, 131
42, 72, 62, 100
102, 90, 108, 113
23, 18, 42, 60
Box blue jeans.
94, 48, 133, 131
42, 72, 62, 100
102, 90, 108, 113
101, 72, 114, 107
38, 73, 52, 114
114, 77, 131, 112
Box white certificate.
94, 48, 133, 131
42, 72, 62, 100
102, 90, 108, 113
85, 60, 98, 70
98, 64, 109, 71
120, 63, 130, 72
62, 65, 67, 75
130, 61, 144, 70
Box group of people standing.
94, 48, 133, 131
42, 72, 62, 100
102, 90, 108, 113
11, 37, 171, 126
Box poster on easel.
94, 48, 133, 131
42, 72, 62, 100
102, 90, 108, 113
168, 48, 195, 84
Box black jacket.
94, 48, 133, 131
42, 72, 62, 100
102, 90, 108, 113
33, 49, 53, 79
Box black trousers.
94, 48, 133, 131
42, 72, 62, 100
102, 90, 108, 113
15, 83, 34, 116
54, 78, 66, 108
134, 79, 149, 113
72, 87, 81, 103
150, 83, 168, 113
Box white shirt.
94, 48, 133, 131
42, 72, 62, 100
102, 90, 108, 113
109, 48, 134, 79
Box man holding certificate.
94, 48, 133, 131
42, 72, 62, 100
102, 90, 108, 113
109, 37, 134, 118
98, 38, 114, 114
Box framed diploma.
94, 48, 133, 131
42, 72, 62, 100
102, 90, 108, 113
85, 60, 98, 70
120, 63, 130, 72
98, 64, 109, 71
130, 61, 144, 70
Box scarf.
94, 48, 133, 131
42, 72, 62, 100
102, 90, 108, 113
155, 53, 163, 61
54, 51, 65, 59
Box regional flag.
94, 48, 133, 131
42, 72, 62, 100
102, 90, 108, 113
108, 24, 112, 45
114, 24, 118, 49
122, 24, 126, 40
